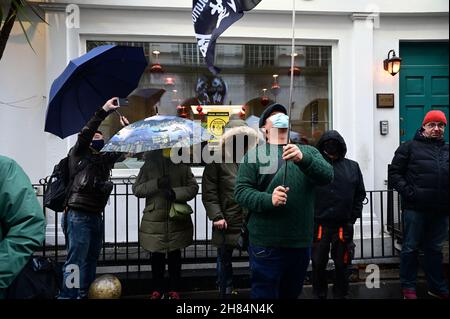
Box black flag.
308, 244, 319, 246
192, 0, 262, 75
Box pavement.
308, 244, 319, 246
123, 279, 442, 300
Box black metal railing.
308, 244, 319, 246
33, 181, 403, 276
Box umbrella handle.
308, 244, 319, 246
114, 109, 123, 117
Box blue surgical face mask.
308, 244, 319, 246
91, 139, 105, 152
269, 113, 289, 129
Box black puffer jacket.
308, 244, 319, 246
314, 130, 366, 225
67, 108, 122, 213
388, 129, 449, 215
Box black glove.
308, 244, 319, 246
163, 189, 176, 201
157, 175, 171, 190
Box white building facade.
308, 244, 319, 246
0, 1, 448, 244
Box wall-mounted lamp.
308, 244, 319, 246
383, 49, 402, 76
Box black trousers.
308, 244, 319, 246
312, 224, 355, 299
151, 250, 182, 293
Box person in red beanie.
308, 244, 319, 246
422, 110, 447, 138
389, 110, 448, 299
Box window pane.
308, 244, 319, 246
86, 41, 332, 169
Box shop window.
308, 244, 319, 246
85, 41, 332, 169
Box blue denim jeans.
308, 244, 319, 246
248, 244, 311, 299
400, 209, 449, 294
217, 246, 234, 297
58, 209, 104, 299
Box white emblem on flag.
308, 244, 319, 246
195, 33, 212, 57
209, 0, 231, 28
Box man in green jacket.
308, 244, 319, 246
234, 104, 333, 299
0, 156, 46, 299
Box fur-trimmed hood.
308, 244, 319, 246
220, 120, 259, 160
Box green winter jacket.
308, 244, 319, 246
234, 144, 333, 248
0, 156, 45, 299
133, 151, 199, 253
202, 121, 259, 247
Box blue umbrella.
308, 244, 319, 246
45, 45, 147, 138
101, 115, 213, 154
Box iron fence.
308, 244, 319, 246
32, 180, 403, 276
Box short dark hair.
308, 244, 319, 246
95, 130, 103, 135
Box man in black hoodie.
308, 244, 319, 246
389, 110, 449, 300
312, 130, 366, 299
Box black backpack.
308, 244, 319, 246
6, 256, 62, 299
43, 155, 87, 212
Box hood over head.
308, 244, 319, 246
316, 130, 347, 159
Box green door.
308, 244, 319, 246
400, 42, 449, 143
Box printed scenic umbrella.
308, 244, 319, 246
101, 115, 213, 154
45, 45, 147, 138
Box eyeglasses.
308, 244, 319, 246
425, 122, 446, 129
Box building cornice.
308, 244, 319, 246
31, 1, 449, 17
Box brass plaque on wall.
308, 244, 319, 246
377, 94, 395, 108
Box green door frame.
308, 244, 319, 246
399, 42, 449, 143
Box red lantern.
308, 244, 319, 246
261, 88, 270, 106
239, 106, 246, 119
180, 111, 188, 118
271, 74, 281, 96
150, 50, 164, 73
164, 77, 175, 85
150, 63, 164, 73
288, 66, 301, 76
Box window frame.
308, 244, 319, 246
79, 35, 336, 178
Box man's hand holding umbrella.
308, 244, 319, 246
282, 144, 303, 163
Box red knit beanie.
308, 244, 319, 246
422, 110, 447, 126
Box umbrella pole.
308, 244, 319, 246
282, 0, 296, 186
